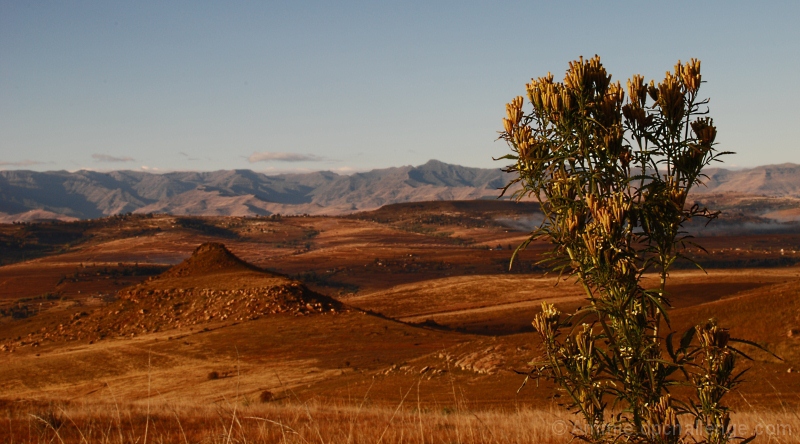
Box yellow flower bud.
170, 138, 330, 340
627, 74, 647, 108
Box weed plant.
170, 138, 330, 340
499, 56, 772, 443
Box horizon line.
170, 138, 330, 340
2, 160, 799, 176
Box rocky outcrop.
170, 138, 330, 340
22, 242, 345, 344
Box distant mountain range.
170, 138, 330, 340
1, 160, 799, 222
0, 160, 509, 221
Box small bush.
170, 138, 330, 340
259, 390, 274, 403
207, 371, 219, 380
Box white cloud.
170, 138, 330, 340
258, 167, 316, 175
258, 165, 363, 176
92, 153, 135, 162
330, 166, 361, 174
247, 152, 326, 163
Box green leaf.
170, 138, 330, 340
729, 338, 784, 361
666, 331, 676, 360
492, 154, 519, 161
680, 326, 696, 351
739, 433, 757, 444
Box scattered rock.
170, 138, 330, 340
259, 390, 274, 403
453, 346, 507, 375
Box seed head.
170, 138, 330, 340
656, 72, 685, 128
627, 74, 647, 108
676, 58, 701, 94
691, 117, 717, 146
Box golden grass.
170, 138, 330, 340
4, 397, 798, 444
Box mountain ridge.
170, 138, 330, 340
1, 160, 799, 221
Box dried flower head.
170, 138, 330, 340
656, 72, 685, 128
565, 55, 610, 99
532, 302, 562, 338
691, 117, 717, 146
627, 74, 647, 108
698, 320, 730, 348
676, 58, 702, 95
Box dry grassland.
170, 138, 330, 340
2, 207, 800, 442
4, 397, 798, 443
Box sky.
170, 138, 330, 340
1, 1, 798, 174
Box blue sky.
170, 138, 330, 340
1, 1, 798, 173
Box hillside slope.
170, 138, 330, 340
37, 242, 343, 343
700, 163, 800, 196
